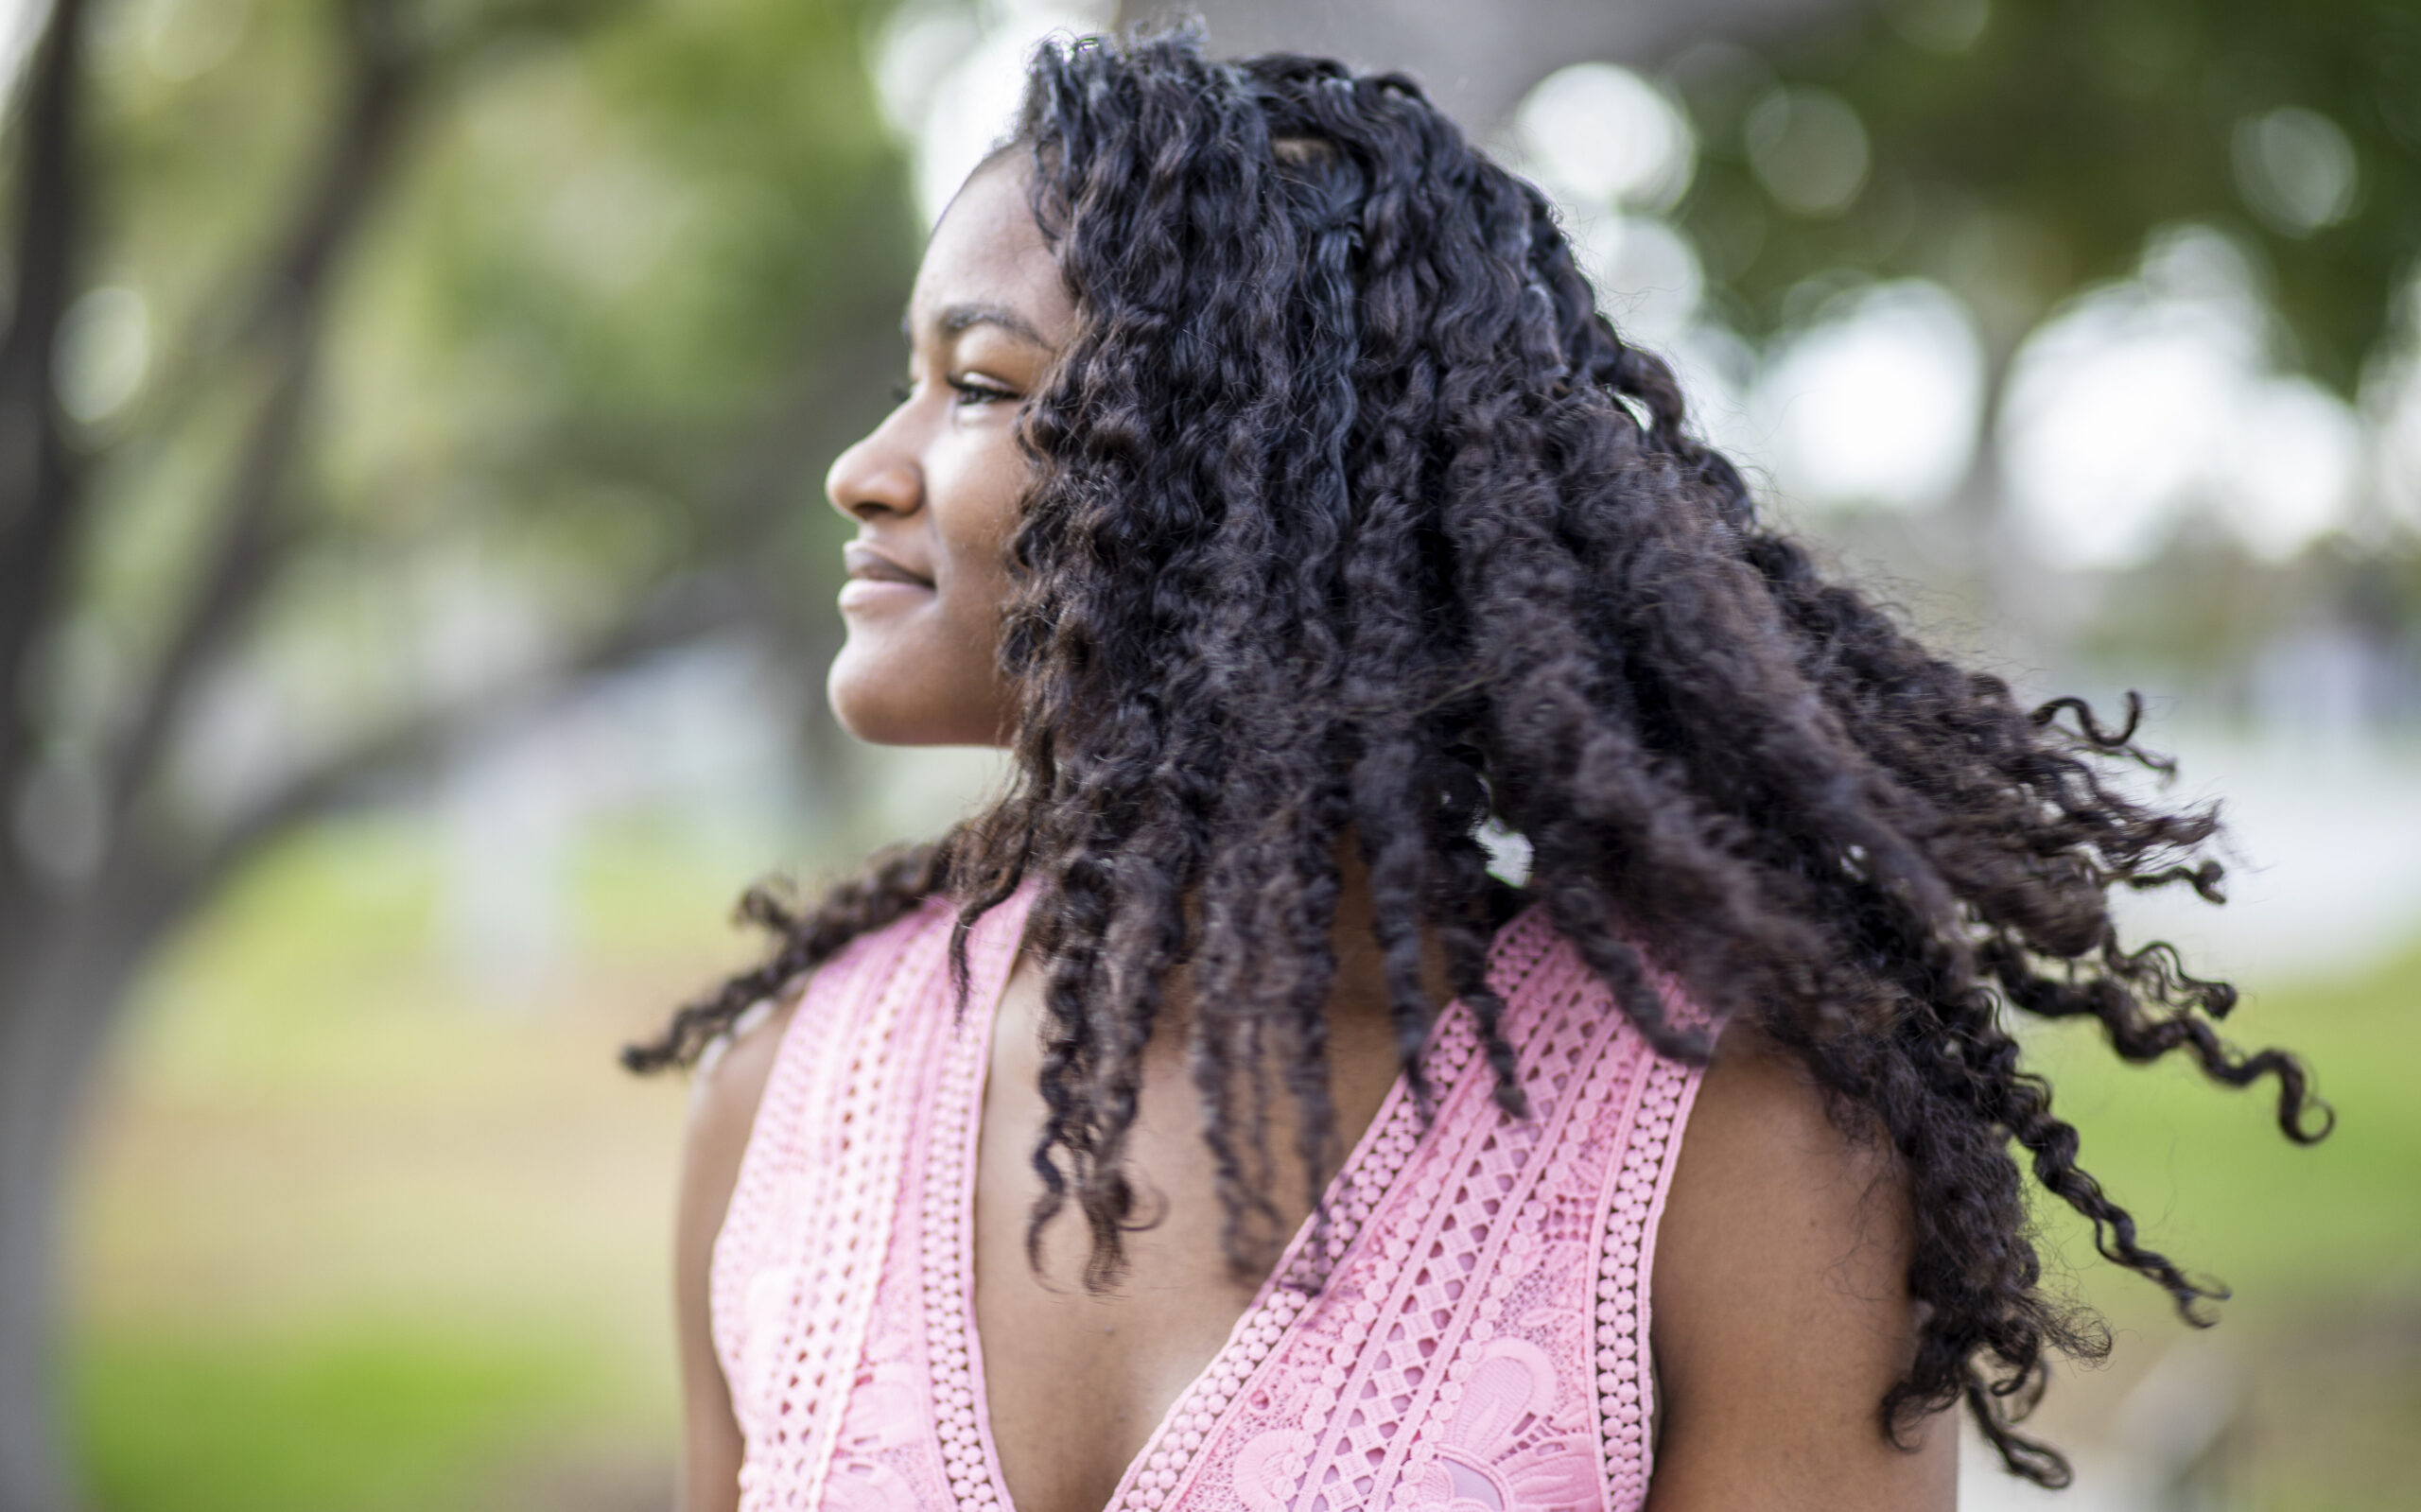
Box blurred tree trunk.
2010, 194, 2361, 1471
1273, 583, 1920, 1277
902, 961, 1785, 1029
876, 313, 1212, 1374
0, 0, 411, 1486
1, 2, 99, 1501
0, 925, 147, 1512
0, 0, 420, 1482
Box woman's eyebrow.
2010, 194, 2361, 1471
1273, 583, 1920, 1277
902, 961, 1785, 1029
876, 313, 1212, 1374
902, 301, 1051, 349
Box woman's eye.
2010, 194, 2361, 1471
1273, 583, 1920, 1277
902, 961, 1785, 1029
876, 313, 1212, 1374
949, 376, 1017, 407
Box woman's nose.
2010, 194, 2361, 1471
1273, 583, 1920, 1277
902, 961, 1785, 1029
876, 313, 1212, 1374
826, 425, 921, 522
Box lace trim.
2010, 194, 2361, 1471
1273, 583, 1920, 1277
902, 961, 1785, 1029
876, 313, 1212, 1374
1111, 1004, 1486, 1512
1210, 911, 1641, 1512
920, 899, 1031, 1511
1592, 1048, 1697, 1503
922, 982, 1003, 1508
1107, 904, 1581, 1511
716, 905, 951, 1510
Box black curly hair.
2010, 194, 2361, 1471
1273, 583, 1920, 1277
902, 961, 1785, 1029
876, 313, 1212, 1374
627, 28, 2329, 1486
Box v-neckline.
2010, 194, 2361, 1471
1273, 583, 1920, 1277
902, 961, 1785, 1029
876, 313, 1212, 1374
930, 897, 1504, 1512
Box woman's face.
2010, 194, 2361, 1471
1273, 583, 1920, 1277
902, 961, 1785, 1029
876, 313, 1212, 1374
825, 160, 1072, 746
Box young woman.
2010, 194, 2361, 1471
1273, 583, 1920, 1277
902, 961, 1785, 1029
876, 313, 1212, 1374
628, 32, 2325, 1512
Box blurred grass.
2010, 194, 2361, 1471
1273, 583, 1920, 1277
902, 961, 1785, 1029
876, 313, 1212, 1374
63, 812, 2421, 1509
66, 812, 759, 1511
1973, 939, 2421, 1512
2027, 938, 2421, 1317
71, 1324, 627, 1512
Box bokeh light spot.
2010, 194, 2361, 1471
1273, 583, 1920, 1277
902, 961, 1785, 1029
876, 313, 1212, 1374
1744, 85, 1870, 218
1512, 61, 1696, 213
54, 286, 154, 426
2233, 107, 2359, 237
1754, 278, 1984, 514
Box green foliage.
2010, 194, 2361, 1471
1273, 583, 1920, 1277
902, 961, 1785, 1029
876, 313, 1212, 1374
1676, 0, 2421, 383
57, 0, 917, 805
353, 0, 916, 557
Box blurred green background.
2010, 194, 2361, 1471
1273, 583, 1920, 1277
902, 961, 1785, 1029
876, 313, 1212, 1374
4, 0, 2416, 1508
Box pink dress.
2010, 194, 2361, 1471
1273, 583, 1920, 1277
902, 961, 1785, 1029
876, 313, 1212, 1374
713, 889, 1704, 1512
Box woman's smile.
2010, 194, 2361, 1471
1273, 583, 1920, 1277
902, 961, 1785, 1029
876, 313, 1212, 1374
838, 542, 936, 612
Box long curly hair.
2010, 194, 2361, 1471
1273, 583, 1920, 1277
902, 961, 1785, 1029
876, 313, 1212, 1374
627, 29, 2328, 1485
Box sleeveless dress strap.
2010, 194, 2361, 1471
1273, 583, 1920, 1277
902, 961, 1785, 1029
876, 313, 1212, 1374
710, 899, 958, 1502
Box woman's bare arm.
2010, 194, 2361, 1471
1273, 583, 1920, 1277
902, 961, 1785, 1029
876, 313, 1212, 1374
1646, 1025, 1958, 1511
671, 999, 797, 1512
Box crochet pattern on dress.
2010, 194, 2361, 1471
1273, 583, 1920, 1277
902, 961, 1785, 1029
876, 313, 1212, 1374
712, 895, 1704, 1512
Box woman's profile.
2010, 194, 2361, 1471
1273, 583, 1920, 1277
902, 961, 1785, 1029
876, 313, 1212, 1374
626, 31, 2325, 1512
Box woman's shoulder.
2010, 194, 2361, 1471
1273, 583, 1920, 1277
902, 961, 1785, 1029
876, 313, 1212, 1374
1644, 1022, 1953, 1505
678, 990, 811, 1277
680, 895, 959, 1209
1658, 1023, 1903, 1269
685, 996, 802, 1166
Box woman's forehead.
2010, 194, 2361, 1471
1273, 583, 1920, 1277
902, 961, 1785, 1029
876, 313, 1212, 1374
907, 162, 1071, 345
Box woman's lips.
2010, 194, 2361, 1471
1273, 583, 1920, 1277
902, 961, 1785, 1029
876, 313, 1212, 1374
840, 543, 934, 611
843, 543, 933, 584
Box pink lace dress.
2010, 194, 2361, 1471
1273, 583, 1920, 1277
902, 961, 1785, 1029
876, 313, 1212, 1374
712, 889, 1704, 1512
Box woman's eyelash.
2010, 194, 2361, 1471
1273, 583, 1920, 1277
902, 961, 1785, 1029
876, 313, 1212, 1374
889, 377, 1017, 406
949, 376, 1016, 405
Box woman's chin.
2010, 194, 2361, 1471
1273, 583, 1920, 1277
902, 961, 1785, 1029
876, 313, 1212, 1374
827, 663, 918, 744
827, 650, 1000, 748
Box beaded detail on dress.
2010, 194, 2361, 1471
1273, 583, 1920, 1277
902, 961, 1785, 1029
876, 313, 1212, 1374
712, 894, 1704, 1512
